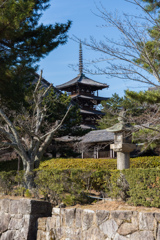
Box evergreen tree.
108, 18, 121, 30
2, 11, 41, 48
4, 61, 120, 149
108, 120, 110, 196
98, 93, 141, 129
0, 0, 71, 108
133, 1, 160, 76
141, 0, 160, 11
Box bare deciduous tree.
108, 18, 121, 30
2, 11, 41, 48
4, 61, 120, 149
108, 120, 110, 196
0, 71, 72, 189
81, 0, 160, 87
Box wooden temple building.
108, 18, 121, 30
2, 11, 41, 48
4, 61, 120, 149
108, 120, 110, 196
56, 42, 109, 129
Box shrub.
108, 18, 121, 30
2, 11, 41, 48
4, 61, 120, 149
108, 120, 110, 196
34, 167, 160, 207
34, 169, 64, 203
0, 171, 17, 195
1, 156, 160, 208
124, 169, 160, 207
34, 169, 94, 205
0, 170, 24, 195
109, 169, 160, 207
25, 189, 32, 198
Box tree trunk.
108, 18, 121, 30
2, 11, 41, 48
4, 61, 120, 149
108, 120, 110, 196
34, 155, 40, 169
24, 161, 35, 190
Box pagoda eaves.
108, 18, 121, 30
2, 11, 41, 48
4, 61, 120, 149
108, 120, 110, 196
56, 73, 109, 91
71, 94, 109, 102
80, 109, 105, 115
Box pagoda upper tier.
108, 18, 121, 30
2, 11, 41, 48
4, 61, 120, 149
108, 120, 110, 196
56, 73, 109, 92
56, 42, 109, 129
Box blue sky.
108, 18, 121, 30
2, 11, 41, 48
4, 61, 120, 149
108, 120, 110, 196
39, 0, 149, 98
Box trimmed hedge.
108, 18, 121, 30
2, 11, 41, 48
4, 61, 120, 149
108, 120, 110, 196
1, 156, 160, 172
39, 158, 117, 170
39, 156, 160, 170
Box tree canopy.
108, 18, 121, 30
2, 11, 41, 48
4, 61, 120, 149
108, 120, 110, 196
98, 93, 142, 129
141, 0, 160, 11
81, 0, 160, 88
0, 0, 71, 107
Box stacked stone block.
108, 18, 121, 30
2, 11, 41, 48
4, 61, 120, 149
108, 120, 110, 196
0, 198, 51, 240
0, 198, 160, 240
37, 208, 160, 240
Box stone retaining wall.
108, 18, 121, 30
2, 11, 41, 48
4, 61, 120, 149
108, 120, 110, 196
0, 198, 160, 240
0, 198, 52, 240
37, 207, 160, 240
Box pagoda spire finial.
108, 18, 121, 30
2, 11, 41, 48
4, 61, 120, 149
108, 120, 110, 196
79, 41, 83, 75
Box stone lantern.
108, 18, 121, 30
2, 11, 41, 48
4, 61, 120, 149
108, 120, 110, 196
106, 111, 136, 170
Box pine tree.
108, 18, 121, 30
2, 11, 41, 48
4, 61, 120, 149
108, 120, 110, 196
0, 0, 71, 108
98, 93, 141, 129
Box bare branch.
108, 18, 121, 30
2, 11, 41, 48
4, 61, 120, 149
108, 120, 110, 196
79, 1, 160, 87
41, 104, 72, 139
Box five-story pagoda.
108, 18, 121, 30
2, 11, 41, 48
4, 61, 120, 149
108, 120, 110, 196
56, 42, 109, 129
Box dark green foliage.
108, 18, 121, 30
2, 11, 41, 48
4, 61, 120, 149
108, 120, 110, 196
35, 168, 160, 207
1, 166, 160, 208
90, 170, 111, 193
43, 89, 81, 137
98, 93, 141, 129
0, 171, 16, 195
126, 89, 160, 104
125, 169, 160, 207
34, 169, 90, 205
34, 169, 64, 203
134, 1, 160, 78
142, 0, 160, 11
110, 169, 160, 207
0, 0, 71, 108
0, 170, 24, 195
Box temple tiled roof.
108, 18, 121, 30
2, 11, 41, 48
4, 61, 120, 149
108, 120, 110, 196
56, 74, 108, 90
148, 86, 160, 91
82, 129, 114, 143
55, 129, 114, 143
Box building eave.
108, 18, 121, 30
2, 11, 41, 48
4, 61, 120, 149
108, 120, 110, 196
56, 74, 109, 90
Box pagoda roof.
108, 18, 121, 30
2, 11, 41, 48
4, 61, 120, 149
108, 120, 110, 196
55, 129, 114, 143
71, 94, 109, 101
56, 74, 109, 90
80, 109, 105, 115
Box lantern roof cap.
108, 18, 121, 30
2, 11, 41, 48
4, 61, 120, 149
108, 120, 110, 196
106, 110, 134, 132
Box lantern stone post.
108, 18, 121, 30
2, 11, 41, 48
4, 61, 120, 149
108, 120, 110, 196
106, 111, 136, 170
